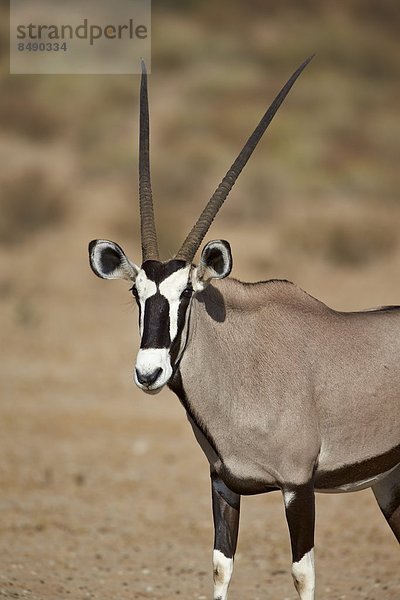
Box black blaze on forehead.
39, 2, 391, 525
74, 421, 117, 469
141, 259, 187, 284
141, 292, 171, 349
139, 259, 188, 350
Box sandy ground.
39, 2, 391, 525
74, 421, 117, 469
1, 204, 399, 600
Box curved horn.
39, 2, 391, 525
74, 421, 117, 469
139, 60, 159, 262
175, 55, 314, 262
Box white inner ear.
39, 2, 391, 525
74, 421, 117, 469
91, 241, 139, 281
117, 255, 140, 281
194, 241, 231, 290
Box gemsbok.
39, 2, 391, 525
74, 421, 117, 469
89, 57, 400, 599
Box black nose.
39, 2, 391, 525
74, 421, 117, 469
136, 368, 163, 387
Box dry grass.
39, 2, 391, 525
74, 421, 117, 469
0, 170, 67, 245
284, 211, 399, 267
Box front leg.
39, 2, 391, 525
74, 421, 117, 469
283, 482, 315, 600
211, 471, 241, 600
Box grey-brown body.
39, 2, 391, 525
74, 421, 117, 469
177, 278, 400, 494
89, 58, 400, 600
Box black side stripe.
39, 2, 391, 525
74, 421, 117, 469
316, 444, 400, 489
168, 370, 222, 461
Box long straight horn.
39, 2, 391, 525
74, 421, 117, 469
139, 60, 159, 262
175, 55, 314, 262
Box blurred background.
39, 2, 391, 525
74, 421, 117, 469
0, 1, 399, 598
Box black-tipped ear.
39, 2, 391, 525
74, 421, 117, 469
88, 240, 139, 282
194, 240, 232, 290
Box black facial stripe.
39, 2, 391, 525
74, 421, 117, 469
138, 259, 192, 355
169, 294, 191, 365
130, 287, 141, 326
140, 292, 171, 349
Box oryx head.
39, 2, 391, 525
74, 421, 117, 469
89, 58, 312, 393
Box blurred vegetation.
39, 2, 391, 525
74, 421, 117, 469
284, 210, 398, 267
0, 170, 67, 245
0, 0, 399, 265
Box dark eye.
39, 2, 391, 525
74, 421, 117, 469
130, 286, 139, 302
181, 285, 193, 299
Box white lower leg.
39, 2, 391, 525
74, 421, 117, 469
291, 548, 315, 600
213, 549, 233, 600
